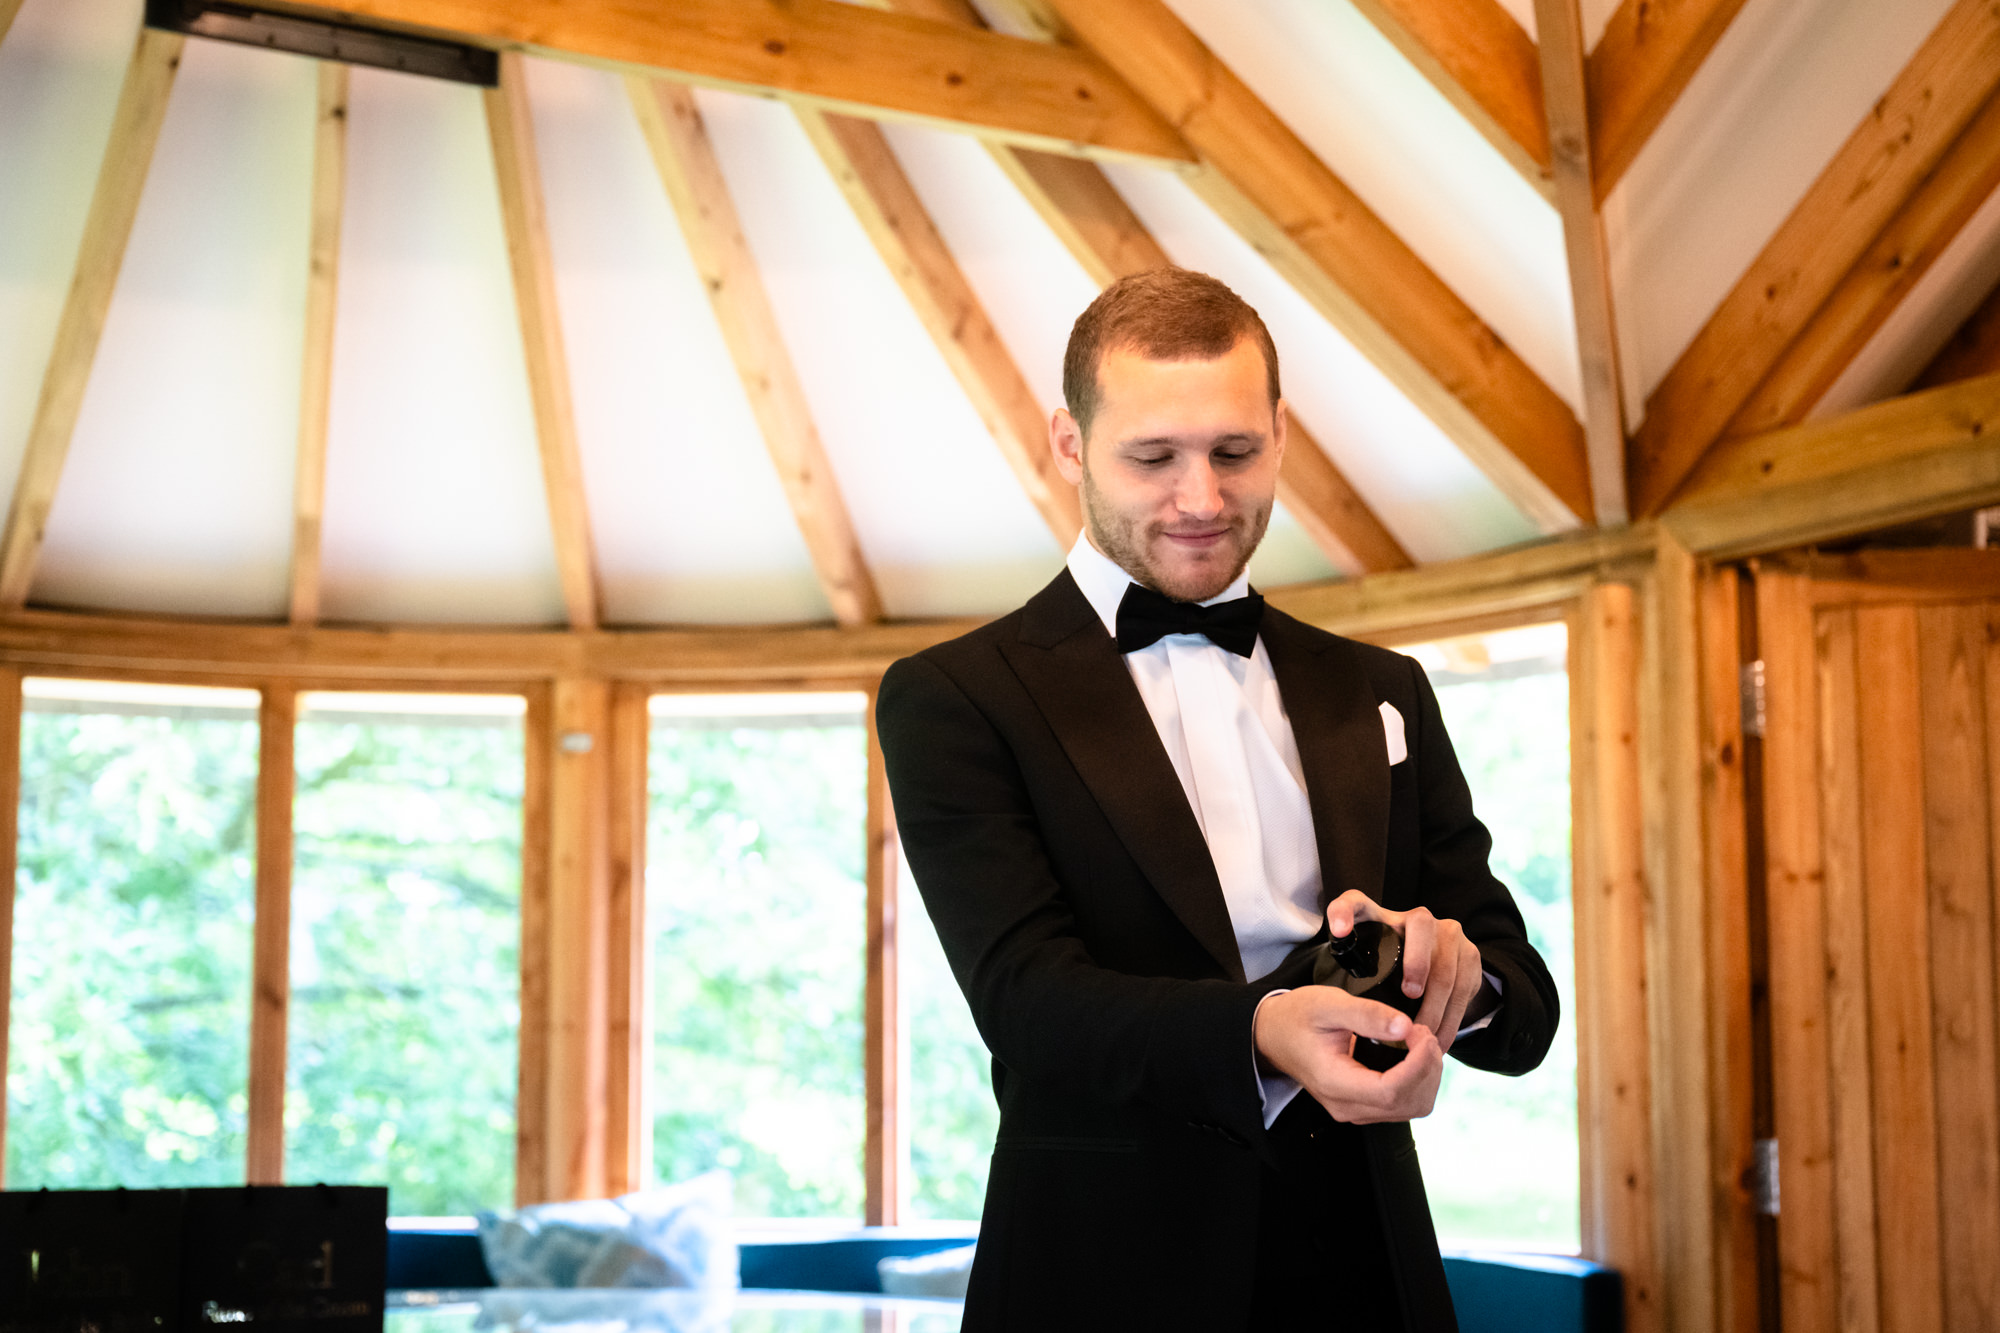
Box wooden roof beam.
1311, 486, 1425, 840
265, 0, 1191, 166
1628, 0, 2000, 518
0, 28, 184, 610
990, 148, 1415, 574
290, 62, 347, 628
1348, 0, 1552, 200
1913, 279, 2000, 392
1589, 0, 1751, 205
0, 1, 24, 49
486, 53, 601, 631
1724, 89, 2000, 439
628, 79, 885, 627
793, 107, 1083, 548
1665, 370, 2000, 558
1538, 0, 1630, 525
1041, 0, 1595, 533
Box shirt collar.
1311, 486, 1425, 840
1065, 530, 1254, 640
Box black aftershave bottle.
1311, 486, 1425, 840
1312, 921, 1423, 1072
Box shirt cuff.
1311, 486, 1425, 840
1251, 990, 1304, 1129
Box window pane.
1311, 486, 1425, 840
1406, 624, 1580, 1252
647, 695, 866, 1218
285, 693, 525, 1215
901, 843, 996, 1221
8, 678, 260, 1188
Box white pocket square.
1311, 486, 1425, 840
1380, 701, 1407, 765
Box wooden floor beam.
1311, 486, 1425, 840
794, 108, 1082, 548
1588, 0, 1751, 204
1538, 0, 1631, 525
1628, 0, 2000, 516
275, 0, 1191, 166
290, 63, 348, 628
0, 28, 185, 610
485, 54, 602, 632
628, 79, 886, 626
1348, 0, 1550, 198
1043, 0, 1594, 532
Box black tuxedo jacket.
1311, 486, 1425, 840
876, 571, 1559, 1332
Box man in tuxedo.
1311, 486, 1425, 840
875, 269, 1558, 1331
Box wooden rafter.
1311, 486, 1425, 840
1041, 0, 1594, 532
272, 0, 1190, 166
485, 53, 601, 631
1914, 279, 2000, 392
794, 108, 1082, 547
1348, 0, 1551, 198
1629, 0, 2000, 517
1589, 0, 1751, 205
290, 62, 348, 628
0, 28, 184, 610
1537, 0, 1629, 525
0, 0, 24, 49
1725, 89, 2000, 440
990, 147, 1415, 574
627, 79, 886, 626
1665, 370, 2000, 558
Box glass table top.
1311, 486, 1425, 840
389, 1289, 963, 1333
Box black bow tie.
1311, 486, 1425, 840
1115, 583, 1265, 657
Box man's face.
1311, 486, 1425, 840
1050, 337, 1285, 603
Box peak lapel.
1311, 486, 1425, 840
1259, 610, 1390, 911
999, 573, 1246, 983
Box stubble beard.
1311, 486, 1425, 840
1079, 464, 1272, 604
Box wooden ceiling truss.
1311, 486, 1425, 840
627, 77, 886, 627
289, 62, 347, 629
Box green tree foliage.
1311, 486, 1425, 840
285, 715, 524, 1217
7, 707, 259, 1188
648, 722, 866, 1219
1412, 669, 1581, 1251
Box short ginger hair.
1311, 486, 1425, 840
1062, 268, 1281, 438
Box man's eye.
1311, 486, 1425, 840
1133, 455, 1173, 467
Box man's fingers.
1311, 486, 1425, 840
1399, 908, 1436, 998
1326, 889, 1377, 939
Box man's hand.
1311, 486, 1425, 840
1254, 986, 1443, 1123
1327, 889, 1486, 1053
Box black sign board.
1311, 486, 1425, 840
0, 1186, 387, 1333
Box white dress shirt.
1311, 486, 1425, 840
1066, 532, 1497, 1128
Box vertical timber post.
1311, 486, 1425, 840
247, 684, 298, 1185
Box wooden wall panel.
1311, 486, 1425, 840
1852, 606, 1942, 1333
1814, 607, 1881, 1333
1916, 606, 2000, 1331
1756, 569, 1840, 1333
1571, 581, 1660, 1333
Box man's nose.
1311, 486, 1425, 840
1175, 460, 1223, 518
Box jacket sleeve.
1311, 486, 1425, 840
877, 651, 1279, 1148
1394, 653, 1561, 1077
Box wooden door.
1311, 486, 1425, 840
1756, 550, 2000, 1333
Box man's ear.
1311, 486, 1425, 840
1272, 398, 1289, 465
1050, 408, 1086, 486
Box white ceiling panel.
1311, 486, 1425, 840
1163, 0, 1582, 414
318, 65, 566, 626
0, 0, 143, 529
36, 36, 315, 618
694, 88, 1064, 620
521, 58, 833, 626
1606, 0, 1956, 417
1106, 164, 1540, 565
